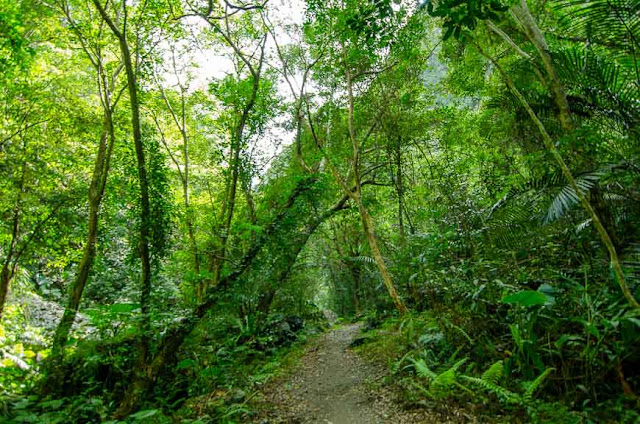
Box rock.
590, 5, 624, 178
227, 389, 246, 404
11, 292, 94, 338
322, 309, 338, 325
363, 316, 381, 331
279, 321, 291, 333
0, 350, 30, 370
285, 316, 304, 332
348, 335, 373, 348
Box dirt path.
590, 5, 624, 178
252, 323, 444, 424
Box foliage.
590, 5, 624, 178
1, 0, 640, 422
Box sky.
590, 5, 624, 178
158, 0, 308, 182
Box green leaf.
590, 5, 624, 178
625, 317, 640, 328
109, 303, 139, 314
502, 290, 548, 307
129, 409, 159, 420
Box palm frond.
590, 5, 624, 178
543, 171, 602, 224
348, 255, 376, 265
553, 46, 640, 128
553, 0, 640, 53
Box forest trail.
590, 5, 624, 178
252, 323, 444, 424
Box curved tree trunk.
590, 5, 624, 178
49, 110, 115, 372
477, 43, 640, 309
344, 70, 408, 315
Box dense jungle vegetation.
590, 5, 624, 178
1, 0, 640, 422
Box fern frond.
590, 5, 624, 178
432, 358, 468, 390
523, 368, 554, 403
409, 357, 437, 380
481, 360, 504, 384
392, 352, 411, 374
411, 381, 434, 398
461, 375, 520, 404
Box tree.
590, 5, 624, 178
48, 0, 122, 375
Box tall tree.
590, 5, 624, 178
48, 0, 122, 373
91, 0, 154, 403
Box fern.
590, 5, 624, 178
411, 381, 434, 398
442, 319, 473, 344
408, 357, 437, 380
461, 375, 520, 404
481, 360, 504, 384
432, 358, 468, 390
392, 351, 412, 375
523, 368, 554, 403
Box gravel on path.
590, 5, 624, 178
251, 323, 452, 424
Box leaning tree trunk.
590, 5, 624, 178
49, 111, 114, 372
476, 43, 640, 309
511, 0, 573, 132
344, 69, 408, 315
499, 2, 633, 304
357, 200, 408, 314
210, 71, 261, 291
115, 177, 332, 416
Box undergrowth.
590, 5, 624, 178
353, 305, 640, 424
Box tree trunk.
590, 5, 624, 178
394, 137, 405, 237
357, 200, 408, 314
210, 70, 261, 289
350, 265, 361, 316
212, 136, 241, 287
0, 161, 25, 319
91, 0, 154, 404
511, 0, 573, 132
115, 177, 334, 415
0, 265, 11, 319
180, 111, 199, 276
344, 69, 408, 315
49, 111, 115, 371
